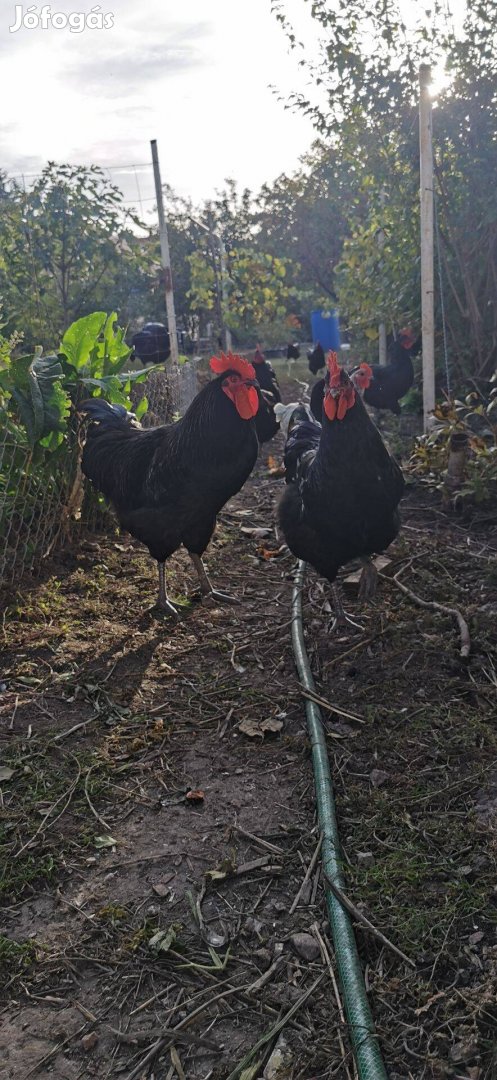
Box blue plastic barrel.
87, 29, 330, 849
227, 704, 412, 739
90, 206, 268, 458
311, 310, 340, 351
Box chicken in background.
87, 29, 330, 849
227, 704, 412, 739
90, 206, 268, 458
276, 352, 405, 627
131, 322, 171, 365
287, 343, 301, 360
310, 329, 420, 421
80, 353, 260, 617
307, 342, 326, 375
252, 345, 282, 443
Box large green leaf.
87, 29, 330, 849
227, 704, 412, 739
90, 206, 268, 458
7, 354, 71, 446
59, 312, 107, 371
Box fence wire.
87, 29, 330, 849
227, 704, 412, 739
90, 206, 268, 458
0, 360, 199, 589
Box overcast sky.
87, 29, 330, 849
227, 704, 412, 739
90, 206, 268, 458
0, 0, 319, 209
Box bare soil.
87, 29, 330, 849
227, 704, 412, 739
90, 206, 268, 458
1, 389, 497, 1080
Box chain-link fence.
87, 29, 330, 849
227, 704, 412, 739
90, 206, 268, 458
0, 360, 199, 589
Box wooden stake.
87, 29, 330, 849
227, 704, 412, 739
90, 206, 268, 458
151, 139, 179, 372
419, 65, 436, 430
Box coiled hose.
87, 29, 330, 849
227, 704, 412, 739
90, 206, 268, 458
292, 562, 388, 1080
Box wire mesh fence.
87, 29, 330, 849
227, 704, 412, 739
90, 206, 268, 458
0, 359, 199, 590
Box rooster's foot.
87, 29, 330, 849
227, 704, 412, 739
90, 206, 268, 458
329, 612, 364, 633
201, 590, 239, 607
330, 582, 363, 633
358, 558, 378, 601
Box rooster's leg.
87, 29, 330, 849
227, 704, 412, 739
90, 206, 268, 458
155, 562, 178, 617
330, 583, 363, 632
189, 554, 238, 605
358, 557, 378, 601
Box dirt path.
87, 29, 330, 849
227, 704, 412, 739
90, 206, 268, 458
1, 420, 497, 1080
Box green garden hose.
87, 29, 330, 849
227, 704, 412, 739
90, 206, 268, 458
292, 562, 388, 1080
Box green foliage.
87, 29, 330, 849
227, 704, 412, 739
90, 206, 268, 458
409, 380, 497, 503
58, 311, 153, 409
274, 0, 497, 376
0, 164, 157, 350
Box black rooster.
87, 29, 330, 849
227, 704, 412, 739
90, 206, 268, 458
310, 329, 421, 420
131, 322, 171, 365
358, 328, 420, 414
277, 352, 405, 625
80, 353, 260, 616
307, 342, 326, 375
287, 343, 300, 360
252, 346, 282, 443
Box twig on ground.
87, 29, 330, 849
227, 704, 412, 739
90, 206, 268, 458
84, 765, 111, 830
51, 714, 98, 743
323, 872, 416, 969
300, 689, 365, 724
311, 921, 355, 1080
245, 956, 283, 994
14, 757, 82, 860
170, 1046, 187, 1080
290, 834, 323, 914
232, 823, 285, 855
223, 974, 325, 1080
323, 635, 380, 669
8, 694, 19, 730
380, 569, 471, 659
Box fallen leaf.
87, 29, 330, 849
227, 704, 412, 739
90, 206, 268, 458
205, 858, 236, 883
149, 925, 178, 953
0, 767, 14, 781
240, 526, 272, 539
256, 545, 286, 560
238, 716, 284, 738
94, 834, 117, 849
152, 877, 174, 897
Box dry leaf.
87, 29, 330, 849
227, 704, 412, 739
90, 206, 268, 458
238, 717, 283, 738
240, 526, 272, 539
185, 789, 204, 802
0, 766, 14, 781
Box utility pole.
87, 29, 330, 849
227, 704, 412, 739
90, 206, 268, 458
419, 65, 436, 430
151, 139, 179, 372
219, 237, 232, 352
378, 188, 387, 366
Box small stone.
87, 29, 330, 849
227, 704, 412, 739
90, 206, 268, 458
468, 931, 484, 946
357, 851, 375, 868
290, 932, 320, 962
81, 1032, 98, 1052
263, 1034, 293, 1078
254, 948, 272, 970
245, 916, 263, 936
449, 1038, 479, 1064
369, 769, 389, 788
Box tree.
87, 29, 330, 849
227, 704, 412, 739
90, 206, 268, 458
273, 0, 497, 379
0, 164, 154, 350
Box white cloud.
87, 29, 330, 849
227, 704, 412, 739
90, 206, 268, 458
0, 0, 318, 201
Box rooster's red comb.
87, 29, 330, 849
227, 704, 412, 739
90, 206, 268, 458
326, 350, 341, 388
210, 352, 256, 380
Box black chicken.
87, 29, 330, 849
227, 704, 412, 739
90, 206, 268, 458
287, 343, 301, 360
278, 352, 405, 625
80, 353, 260, 616
131, 322, 171, 365
358, 328, 420, 414
307, 342, 325, 375
252, 346, 282, 443
309, 329, 421, 421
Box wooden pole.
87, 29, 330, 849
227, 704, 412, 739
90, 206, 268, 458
419, 65, 436, 430
378, 188, 387, 366
150, 139, 179, 372
219, 238, 232, 352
